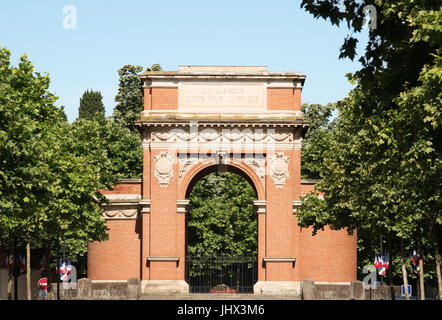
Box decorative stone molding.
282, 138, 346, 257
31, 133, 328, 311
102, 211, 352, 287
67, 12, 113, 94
244, 155, 266, 183
140, 123, 308, 151
177, 153, 266, 188
293, 200, 302, 214
102, 205, 138, 220
253, 200, 266, 214
177, 200, 190, 213
101, 194, 141, 220
154, 152, 174, 187
178, 154, 199, 179
270, 152, 290, 188
149, 127, 294, 144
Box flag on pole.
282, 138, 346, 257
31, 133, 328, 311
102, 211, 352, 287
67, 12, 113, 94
59, 260, 68, 281
378, 267, 386, 276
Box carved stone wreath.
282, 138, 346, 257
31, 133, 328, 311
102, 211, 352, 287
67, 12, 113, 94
154, 152, 174, 187
270, 152, 290, 188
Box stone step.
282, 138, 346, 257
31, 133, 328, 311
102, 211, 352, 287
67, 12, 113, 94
139, 293, 301, 300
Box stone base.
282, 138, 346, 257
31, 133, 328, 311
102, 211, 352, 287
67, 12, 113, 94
253, 281, 301, 295
141, 280, 189, 294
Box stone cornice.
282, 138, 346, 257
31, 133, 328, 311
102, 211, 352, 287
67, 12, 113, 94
140, 66, 306, 92
140, 72, 306, 82
137, 122, 309, 130
136, 111, 307, 124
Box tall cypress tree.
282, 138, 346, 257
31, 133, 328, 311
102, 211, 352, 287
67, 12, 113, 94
78, 89, 105, 121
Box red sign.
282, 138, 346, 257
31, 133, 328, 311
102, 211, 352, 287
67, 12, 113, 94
38, 278, 48, 291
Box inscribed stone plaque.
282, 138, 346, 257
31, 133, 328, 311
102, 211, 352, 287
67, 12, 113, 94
178, 81, 266, 111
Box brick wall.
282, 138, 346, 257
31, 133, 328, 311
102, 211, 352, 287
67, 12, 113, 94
88, 219, 141, 280
151, 88, 178, 110
99, 182, 141, 195
265, 149, 300, 281
267, 88, 302, 111
299, 183, 357, 282
147, 150, 179, 280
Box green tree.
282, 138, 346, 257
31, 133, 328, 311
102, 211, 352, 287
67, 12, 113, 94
297, 0, 441, 300
0, 47, 62, 299
301, 103, 336, 179
0, 47, 117, 299
112, 64, 162, 133
147, 64, 162, 72
99, 117, 143, 179
112, 65, 143, 132
111, 63, 162, 177
78, 89, 105, 121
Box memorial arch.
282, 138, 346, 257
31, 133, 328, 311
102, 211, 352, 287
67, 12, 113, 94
88, 66, 357, 295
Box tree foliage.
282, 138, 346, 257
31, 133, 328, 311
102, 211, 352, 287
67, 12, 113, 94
301, 103, 336, 179
110, 63, 162, 178
78, 89, 105, 121
297, 1, 442, 290
188, 172, 257, 257
99, 118, 143, 179
113, 64, 162, 132
0, 47, 118, 279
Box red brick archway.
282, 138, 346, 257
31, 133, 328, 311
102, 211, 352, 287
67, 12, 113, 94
178, 158, 265, 201
88, 66, 357, 295
180, 159, 264, 289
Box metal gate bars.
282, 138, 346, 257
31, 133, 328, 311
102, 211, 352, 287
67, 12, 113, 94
185, 256, 257, 294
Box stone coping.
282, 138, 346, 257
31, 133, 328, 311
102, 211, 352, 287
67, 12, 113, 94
147, 257, 180, 262
103, 194, 142, 201
263, 258, 296, 262
300, 179, 321, 185
118, 178, 142, 184
140, 67, 306, 80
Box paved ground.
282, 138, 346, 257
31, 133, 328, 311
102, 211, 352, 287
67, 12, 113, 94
139, 293, 301, 300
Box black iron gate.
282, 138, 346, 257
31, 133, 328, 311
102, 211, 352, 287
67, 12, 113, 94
185, 256, 257, 293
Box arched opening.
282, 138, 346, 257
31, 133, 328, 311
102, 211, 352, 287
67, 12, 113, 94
184, 165, 259, 293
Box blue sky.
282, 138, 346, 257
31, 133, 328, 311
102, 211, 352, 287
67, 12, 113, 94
1, 1, 368, 122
